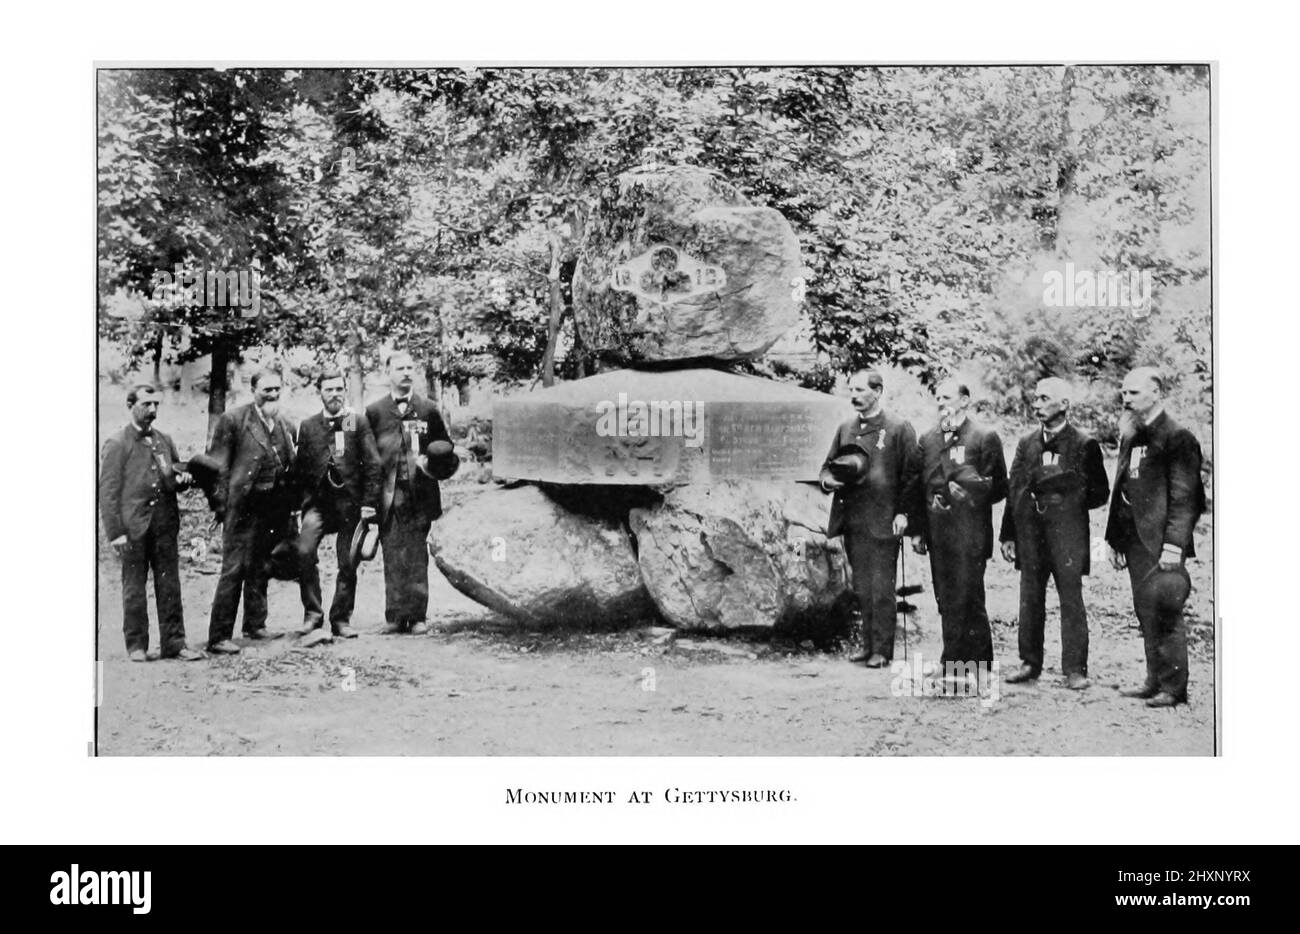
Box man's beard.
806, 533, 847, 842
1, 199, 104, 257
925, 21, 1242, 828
1119, 409, 1141, 439
259, 400, 279, 417
324, 399, 344, 414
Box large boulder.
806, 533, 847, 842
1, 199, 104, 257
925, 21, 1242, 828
628, 481, 852, 632
431, 485, 655, 628
572, 165, 805, 364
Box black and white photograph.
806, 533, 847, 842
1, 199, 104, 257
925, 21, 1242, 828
95, 62, 1215, 757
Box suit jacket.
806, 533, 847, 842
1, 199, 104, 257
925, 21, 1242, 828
99, 424, 183, 542
999, 422, 1109, 574
293, 409, 382, 518
365, 394, 452, 523
206, 403, 297, 519
1104, 410, 1205, 560
821, 411, 920, 539
915, 417, 1008, 559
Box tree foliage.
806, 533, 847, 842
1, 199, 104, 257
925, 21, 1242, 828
98, 65, 1211, 442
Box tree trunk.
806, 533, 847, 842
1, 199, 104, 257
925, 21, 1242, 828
151, 329, 164, 385
348, 326, 365, 412
1052, 65, 1078, 253
540, 235, 564, 387
207, 339, 231, 445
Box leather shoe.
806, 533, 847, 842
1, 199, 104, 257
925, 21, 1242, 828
381, 622, 405, 635
207, 640, 242, 655
847, 651, 870, 663
164, 647, 205, 661
1146, 691, 1182, 708
128, 649, 148, 663
243, 629, 285, 641
1120, 683, 1159, 699
334, 624, 359, 639
409, 621, 430, 636
298, 620, 323, 636
864, 653, 888, 668
299, 628, 334, 648
1005, 664, 1039, 684
1064, 673, 1091, 690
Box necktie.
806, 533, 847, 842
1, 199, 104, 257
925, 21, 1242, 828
326, 417, 344, 433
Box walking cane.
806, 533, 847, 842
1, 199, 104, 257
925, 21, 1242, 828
896, 538, 924, 662
899, 547, 907, 661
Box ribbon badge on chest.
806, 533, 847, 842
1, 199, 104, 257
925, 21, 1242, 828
951, 444, 965, 464
1129, 445, 1146, 479
1042, 451, 1060, 467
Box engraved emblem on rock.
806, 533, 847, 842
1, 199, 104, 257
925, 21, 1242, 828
610, 244, 726, 308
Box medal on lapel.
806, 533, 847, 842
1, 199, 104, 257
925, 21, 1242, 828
1042, 451, 1059, 467
952, 444, 965, 464
334, 430, 345, 454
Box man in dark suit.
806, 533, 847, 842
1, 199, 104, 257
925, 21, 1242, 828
99, 384, 204, 662
1105, 367, 1206, 708
913, 380, 1008, 670
205, 367, 297, 654
820, 369, 920, 667
1000, 377, 1110, 689
366, 350, 453, 635
293, 369, 381, 644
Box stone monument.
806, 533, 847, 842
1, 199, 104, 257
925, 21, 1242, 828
431, 165, 854, 632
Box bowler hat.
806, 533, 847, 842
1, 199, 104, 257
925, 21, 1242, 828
269, 540, 300, 581
827, 443, 871, 485
324, 463, 346, 490
1140, 565, 1191, 614
1032, 463, 1081, 496
182, 453, 223, 511
350, 515, 380, 567
946, 463, 985, 492
422, 440, 460, 481
184, 453, 222, 495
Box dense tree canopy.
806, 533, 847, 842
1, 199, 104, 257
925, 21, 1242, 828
98, 65, 1211, 444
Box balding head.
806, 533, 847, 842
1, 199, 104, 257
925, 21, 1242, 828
936, 378, 971, 429
1033, 377, 1072, 428
1121, 366, 1164, 426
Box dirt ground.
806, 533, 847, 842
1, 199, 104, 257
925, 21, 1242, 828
96, 486, 1215, 756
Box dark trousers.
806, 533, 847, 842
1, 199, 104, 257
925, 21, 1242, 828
380, 483, 431, 624
1126, 544, 1189, 698
120, 508, 185, 654
927, 512, 992, 666
1016, 521, 1089, 675
297, 505, 359, 630
208, 487, 291, 644
843, 529, 900, 659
